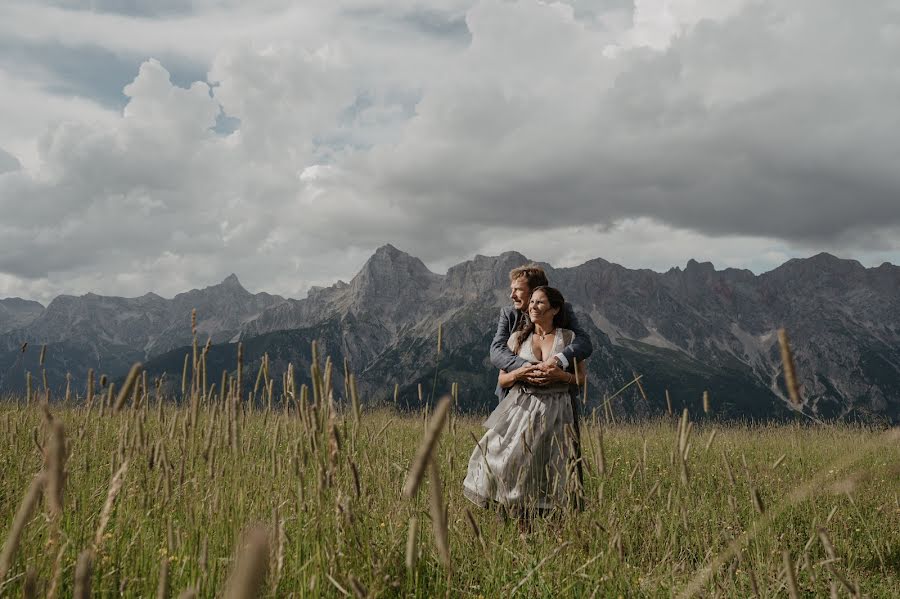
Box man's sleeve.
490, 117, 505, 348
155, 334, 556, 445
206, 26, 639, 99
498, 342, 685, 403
490, 308, 529, 371
558, 304, 593, 367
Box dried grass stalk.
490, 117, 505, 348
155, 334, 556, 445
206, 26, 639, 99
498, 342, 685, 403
23, 567, 37, 599
778, 328, 802, 405
465, 508, 486, 552
402, 396, 452, 498
349, 374, 361, 424
678, 408, 690, 455
722, 451, 736, 486
634, 372, 648, 401
113, 363, 143, 413
596, 426, 607, 476
46, 540, 68, 599
0, 472, 46, 579
348, 575, 368, 599
45, 419, 66, 518
509, 542, 570, 596
783, 550, 800, 599
72, 549, 93, 599
157, 555, 169, 599
86, 368, 95, 409
405, 517, 418, 572
750, 487, 765, 514
704, 429, 717, 452
428, 460, 451, 568
94, 461, 129, 550
223, 525, 270, 599
236, 343, 244, 396
818, 528, 837, 560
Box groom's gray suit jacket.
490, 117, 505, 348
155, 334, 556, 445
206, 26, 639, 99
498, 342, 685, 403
489, 303, 593, 400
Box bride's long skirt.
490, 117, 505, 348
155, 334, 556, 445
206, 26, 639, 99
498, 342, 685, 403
463, 383, 577, 511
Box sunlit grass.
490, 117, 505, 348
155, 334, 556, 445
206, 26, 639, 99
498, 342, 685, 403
1, 394, 897, 597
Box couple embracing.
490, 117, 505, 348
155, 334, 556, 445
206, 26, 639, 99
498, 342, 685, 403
463, 264, 593, 517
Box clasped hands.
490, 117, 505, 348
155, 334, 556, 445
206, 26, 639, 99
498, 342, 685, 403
514, 359, 570, 386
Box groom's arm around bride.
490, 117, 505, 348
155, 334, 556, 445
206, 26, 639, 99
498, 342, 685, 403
489, 264, 593, 398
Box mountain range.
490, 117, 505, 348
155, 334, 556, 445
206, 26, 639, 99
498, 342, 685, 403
1, 245, 898, 422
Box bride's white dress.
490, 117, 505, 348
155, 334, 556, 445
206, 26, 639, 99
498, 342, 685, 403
463, 328, 578, 511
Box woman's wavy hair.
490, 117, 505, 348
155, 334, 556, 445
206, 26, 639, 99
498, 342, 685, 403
513, 286, 569, 353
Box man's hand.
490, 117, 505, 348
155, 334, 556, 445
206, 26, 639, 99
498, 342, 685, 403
499, 364, 541, 389
514, 364, 540, 380
524, 361, 570, 386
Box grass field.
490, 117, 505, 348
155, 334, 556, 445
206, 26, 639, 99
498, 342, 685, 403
1, 374, 898, 598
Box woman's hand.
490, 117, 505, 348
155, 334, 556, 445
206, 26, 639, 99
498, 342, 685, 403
498, 364, 538, 388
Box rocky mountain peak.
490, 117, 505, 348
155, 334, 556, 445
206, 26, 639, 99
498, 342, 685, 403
352, 245, 436, 292
0, 297, 43, 309
45, 294, 81, 310
175, 274, 252, 302
214, 273, 248, 294
495, 250, 529, 265
337, 245, 439, 328
765, 253, 868, 290
779, 252, 862, 273
684, 258, 716, 273
0, 298, 45, 334
372, 243, 402, 258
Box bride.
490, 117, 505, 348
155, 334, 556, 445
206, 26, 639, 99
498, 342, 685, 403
463, 286, 585, 515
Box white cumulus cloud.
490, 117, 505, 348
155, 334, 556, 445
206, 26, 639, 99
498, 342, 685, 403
0, 0, 898, 303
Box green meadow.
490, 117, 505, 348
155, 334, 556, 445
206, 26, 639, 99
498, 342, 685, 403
1, 376, 897, 597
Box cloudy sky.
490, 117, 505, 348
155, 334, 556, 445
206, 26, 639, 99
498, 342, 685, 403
1, 0, 899, 303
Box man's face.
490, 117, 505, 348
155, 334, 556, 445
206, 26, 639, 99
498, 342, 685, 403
509, 277, 531, 311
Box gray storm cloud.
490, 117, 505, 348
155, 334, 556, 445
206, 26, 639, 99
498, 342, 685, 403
0, 0, 898, 300
362, 0, 900, 244
0, 148, 19, 174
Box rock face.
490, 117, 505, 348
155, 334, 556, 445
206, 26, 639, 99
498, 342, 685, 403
2, 247, 899, 422
544, 253, 900, 421
0, 298, 44, 333
228, 247, 899, 421
0, 276, 284, 393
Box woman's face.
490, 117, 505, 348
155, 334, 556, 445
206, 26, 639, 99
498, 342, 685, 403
528, 289, 559, 324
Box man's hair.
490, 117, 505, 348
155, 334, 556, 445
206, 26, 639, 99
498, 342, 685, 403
509, 263, 549, 290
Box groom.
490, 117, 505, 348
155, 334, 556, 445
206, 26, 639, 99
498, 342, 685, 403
489, 263, 593, 397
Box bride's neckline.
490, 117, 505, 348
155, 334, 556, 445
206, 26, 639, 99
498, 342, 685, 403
527, 327, 560, 362
534, 328, 556, 340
